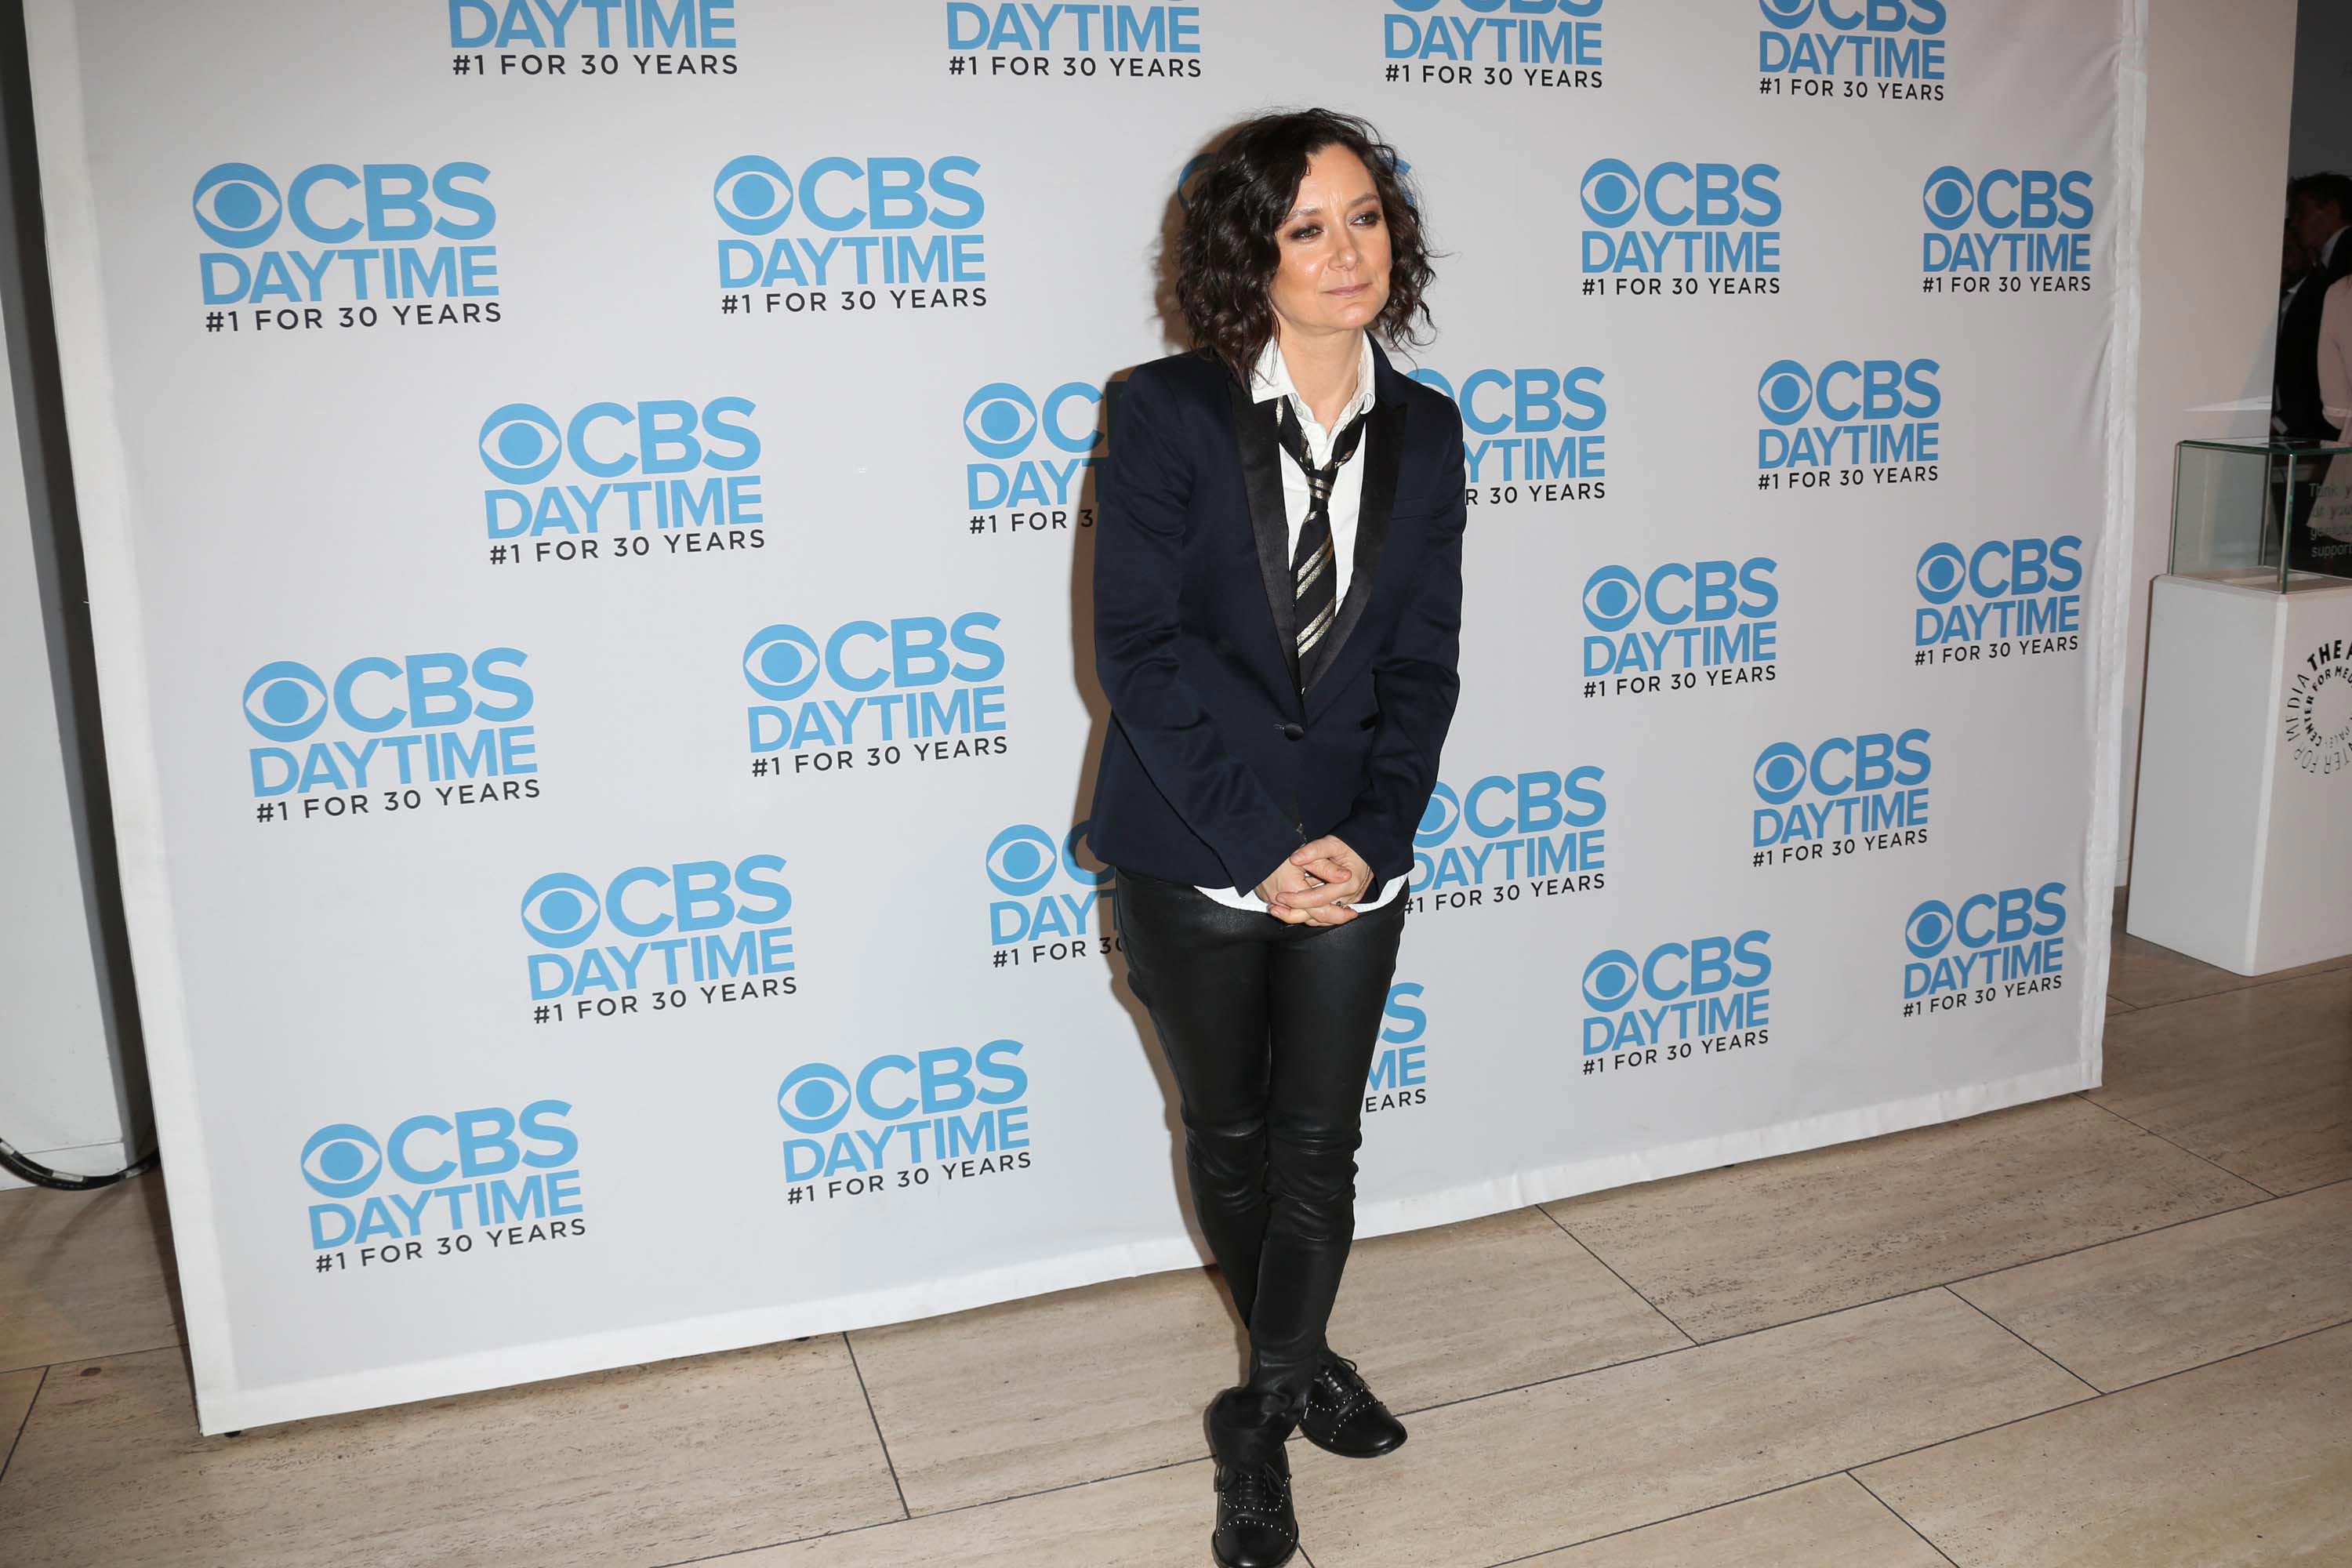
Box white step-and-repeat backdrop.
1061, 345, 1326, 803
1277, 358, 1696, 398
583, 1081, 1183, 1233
26, 0, 2141, 1432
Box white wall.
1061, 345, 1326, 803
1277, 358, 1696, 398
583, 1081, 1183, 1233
0, 299, 122, 1189
2120, 0, 2301, 884
0, 20, 136, 1189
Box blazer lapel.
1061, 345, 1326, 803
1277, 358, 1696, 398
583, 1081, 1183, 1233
1227, 374, 1301, 694
1300, 363, 1406, 694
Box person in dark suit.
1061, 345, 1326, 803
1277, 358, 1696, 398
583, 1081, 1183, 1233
2274, 173, 2352, 570
2278, 173, 2352, 443
1089, 109, 1465, 1568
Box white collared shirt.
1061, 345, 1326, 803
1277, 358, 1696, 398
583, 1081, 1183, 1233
1194, 331, 1410, 915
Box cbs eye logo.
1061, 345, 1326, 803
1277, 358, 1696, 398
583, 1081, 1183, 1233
985, 822, 1107, 896
714, 155, 793, 235
1761, 0, 1944, 28
191, 161, 494, 249
1915, 543, 1968, 604
1757, 359, 1939, 426
776, 1062, 855, 1134
300, 1123, 383, 1198
963, 383, 1103, 462
1414, 782, 1463, 848
742, 624, 825, 702
1904, 884, 2067, 957
193, 163, 282, 249
965, 385, 1039, 459
520, 873, 601, 949
1904, 900, 1957, 958
1581, 949, 1639, 1011
1751, 743, 1809, 805
1911, 538, 2083, 604
1578, 159, 1642, 228
1580, 566, 1643, 631
1756, 361, 1814, 426
242, 661, 330, 742
478, 404, 564, 485
480, 398, 760, 485
1922, 166, 1974, 229
1922, 167, 2093, 232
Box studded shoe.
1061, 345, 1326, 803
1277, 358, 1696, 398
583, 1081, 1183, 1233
1210, 1446, 1298, 1568
1298, 1353, 1408, 1459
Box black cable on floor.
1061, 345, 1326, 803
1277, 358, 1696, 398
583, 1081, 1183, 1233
0, 1133, 155, 1191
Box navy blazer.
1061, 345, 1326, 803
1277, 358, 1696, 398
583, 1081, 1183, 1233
1088, 340, 1467, 893
2280, 238, 2352, 441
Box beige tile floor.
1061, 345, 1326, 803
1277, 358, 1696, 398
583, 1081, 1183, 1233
2, 924, 2347, 1568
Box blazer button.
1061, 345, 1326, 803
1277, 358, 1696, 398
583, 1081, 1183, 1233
1280, 722, 1305, 741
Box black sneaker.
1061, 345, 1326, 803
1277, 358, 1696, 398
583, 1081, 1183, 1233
1298, 1353, 1408, 1459
1210, 1446, 1298, 1568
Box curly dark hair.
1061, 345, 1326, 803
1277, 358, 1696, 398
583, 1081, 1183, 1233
2290, 172, 2352, 220
1176, 109, 1435, 386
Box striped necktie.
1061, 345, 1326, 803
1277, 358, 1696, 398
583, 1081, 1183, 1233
1272, 397, 1370, 671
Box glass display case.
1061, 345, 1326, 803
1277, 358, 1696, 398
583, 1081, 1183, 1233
2171, 437, 2352, 590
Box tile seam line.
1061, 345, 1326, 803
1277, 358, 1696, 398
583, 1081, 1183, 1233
1457, 1383, 2121, 1567
1939, 1176, 2330, 1292
21, 1171, 2329, 1539
1533, 1203, 1699, 1345
34, 1059, 2338, 1561
646, 1465, 1918, 1568
1766, 1203, 2260, 1333
1938, 1285, 2100, 1393
1457, 1333, 2332, 1568
1468, 1476, 1853, 1568
640, 1312, 2352, 1567
1392, 1345, 2117, 1495
2072, 1094, 2285, 1196
1947, 1189, 2277, 1288
0, 1338, 189, 1379
644, 1451, 1215, 1566
2107, 957, 2352, 1013
2092, 1308, 2352, 1397
1383, 1284, 2088, 1426
1473, 1472, 1964, 1568
0, 1364, 46, 1489
2270, 1174, 2352, 1198
1842, 1312, 2352, 1479
840, 1333, 911, 1522
1409, 1227, 2245, 1410
1846, 1468, 1964, 1567
1543, 1127, 2310, 1334
663, 1288, 2117, 1561
645, 1503, 916, 1568
22, 1163, 2315, 1431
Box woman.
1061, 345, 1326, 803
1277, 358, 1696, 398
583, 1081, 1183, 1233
1089, 109, 1466, 1568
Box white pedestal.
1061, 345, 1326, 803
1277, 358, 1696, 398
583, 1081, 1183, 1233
2128, 573, 2352, 975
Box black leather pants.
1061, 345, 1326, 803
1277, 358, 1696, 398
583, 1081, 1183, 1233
1112, 867, 1407, 1458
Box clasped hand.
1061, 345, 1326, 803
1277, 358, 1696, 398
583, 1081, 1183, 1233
1254, 836, 1373, 926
